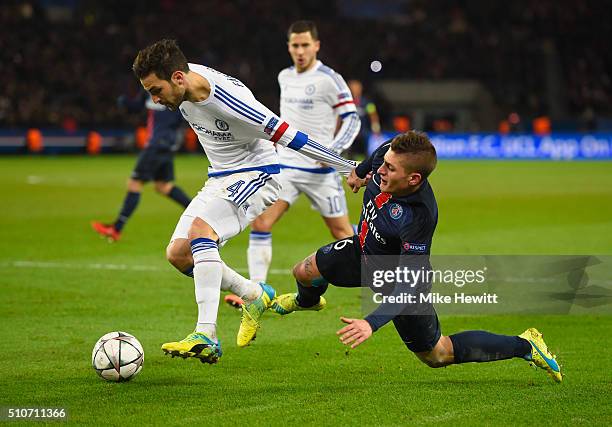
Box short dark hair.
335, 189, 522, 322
390, 131, 437, 179
287, 20, 319, 40
133, 39, 189, 81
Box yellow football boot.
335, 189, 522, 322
236, 283, 276, 347
271, 293, 327, 315
519, 328, 562, 382
161, 332, 222, 364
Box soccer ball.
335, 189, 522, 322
91, 331, 144, 382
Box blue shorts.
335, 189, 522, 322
315, 235, 441, 353
131, 145, 175, 182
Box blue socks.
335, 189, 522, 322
167, 186, 191, 208
296, 279, 328, 308
114, 191, 140, 231
449, 330, 532, 363
113, 186, 189, 233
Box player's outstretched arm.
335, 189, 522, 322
226, 102, 357, 174
214, 82, 357, 174
337, 317, 373, 348
278, 130, 357, 176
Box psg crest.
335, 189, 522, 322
389, 203, 403, 220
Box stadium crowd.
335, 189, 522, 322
0, 0, 609, 130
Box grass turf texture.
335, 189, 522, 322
1, 155, 611, 425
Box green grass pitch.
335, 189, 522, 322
1, 155, 611, 425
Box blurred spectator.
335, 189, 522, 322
0, 0, 610, 129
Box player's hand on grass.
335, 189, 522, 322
337, 317, 372, 348
347, 169, 371, 193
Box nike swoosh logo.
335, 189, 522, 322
530, 340, 560, 372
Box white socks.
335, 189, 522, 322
220, 262, 263, 302
247, 231, 272, 283
191, 238, 222, 341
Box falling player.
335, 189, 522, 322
132, 39, 357, 363
247, 21, 360, 283
272, 131, 562, 382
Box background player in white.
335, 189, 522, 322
247, 21, 361, 283
132, 39, 357, 363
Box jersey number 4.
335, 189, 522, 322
226, 180, 245, 198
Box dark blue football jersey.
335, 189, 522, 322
354, 141, 438, 257
355, 140, 439, 330
120, 92, 183, 149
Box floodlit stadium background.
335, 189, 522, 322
1, 1, 610, 425
1, 0, 611, 155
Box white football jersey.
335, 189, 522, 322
277, 61, 358, 170
178, 63, 356, 178
180, 64, 283, 177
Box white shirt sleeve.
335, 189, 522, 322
272, 123, 357, 175
212, 81, 357, 175
320, 73, 361, 153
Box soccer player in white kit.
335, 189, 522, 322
247, 21, 361, 283
132, 39, 357, 363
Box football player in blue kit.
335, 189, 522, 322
272, 131, 562, 382
92, 92, 190, 242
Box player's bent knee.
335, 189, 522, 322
292, 260, 314, 285
292, 261, 306, 282
251, 216, 272, 232
416, 337, 454, 368
127, 179, 143, 193
166, 242, 191, 271
292, 254, 320, 285
154, 182, 172, 194
188, 217, 218, 241
420, 354, 447, 368
165, 245, 182, 267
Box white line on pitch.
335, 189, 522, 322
0, 260, 292, 275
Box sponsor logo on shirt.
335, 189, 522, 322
338, 92, 351, 100
282, 97, 314, 110
361, 200, 387, 246
389, 203, 403, 220
190, 122, 233, 141
264, 117, 279, 135
403, 242, 427, 252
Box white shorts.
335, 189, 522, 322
171, 170, 281, 243
278, 168, 348, 218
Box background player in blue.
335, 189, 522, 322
91, 93, 191, 242
272, 131, 563, 383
